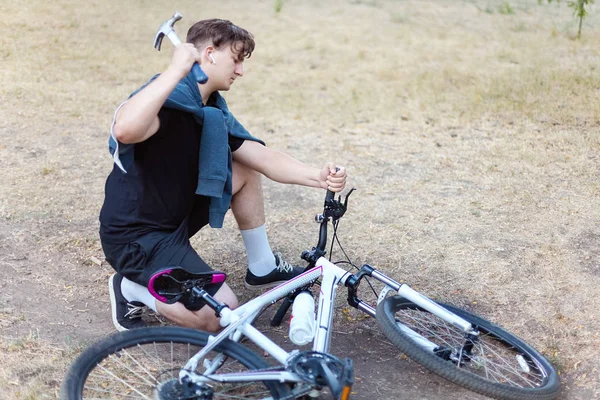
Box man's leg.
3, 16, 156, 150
231, 160, 303, 289
231, 159, 266, 230
231, 160, 275, 275
114, 273, 238, 332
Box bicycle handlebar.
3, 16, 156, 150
309, 189, 344, 260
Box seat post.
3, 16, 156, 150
192, 287, 228, 317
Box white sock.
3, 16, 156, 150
121, 276, 158, 312
241, 224, 276, 277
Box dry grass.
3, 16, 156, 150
1, 0, 599, 398
0, 333, 75, 399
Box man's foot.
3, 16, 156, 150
244, 252, 304, 290
108, 273, 147, 332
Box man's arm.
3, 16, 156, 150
233, 141, 347, 191
113, 43, 202, 144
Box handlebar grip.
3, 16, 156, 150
325, 190, 335, 202
192, 63, 208, 84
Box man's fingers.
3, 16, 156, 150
326, 165, 346, 176
327, 175, 346, 183
326, 177, 346, 189
325, 162, 337, 174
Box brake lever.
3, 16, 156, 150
343, 188, 356, 208
324, 188, 356, 221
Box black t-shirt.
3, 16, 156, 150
99, 108, 244, 243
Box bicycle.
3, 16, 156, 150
62, 189, 561, 400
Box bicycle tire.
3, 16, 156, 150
376, 295, 560, 400
62, 326, 290, 399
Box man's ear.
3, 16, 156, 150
203, 46, 216, 65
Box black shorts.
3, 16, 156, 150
101, 202, 223, 311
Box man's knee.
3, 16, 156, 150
192, 306, 223, 332
214, 283, 239, 311
233, 160, 261, 186
194, 284, 238, 332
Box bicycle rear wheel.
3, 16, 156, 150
376, 296, 560, 400
62, 326, 290, 399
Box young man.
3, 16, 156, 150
99, 19, 347, 333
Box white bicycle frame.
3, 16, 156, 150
179, 256, 480, 387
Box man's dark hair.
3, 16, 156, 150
186, 19, 255, 61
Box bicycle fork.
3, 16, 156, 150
343, 262, 480, 354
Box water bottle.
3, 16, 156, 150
289, 291, 315, 346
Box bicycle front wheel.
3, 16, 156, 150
62, 326, 290, 399
376, 296, 560, 400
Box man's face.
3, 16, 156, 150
208, 42, 245, 92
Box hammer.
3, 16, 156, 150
154, 12, 208, 84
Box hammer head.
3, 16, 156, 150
154, 12, 183, 51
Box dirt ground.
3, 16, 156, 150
1, 0, 599, 399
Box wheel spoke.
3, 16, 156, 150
470, 339, 544, 387
90, 362, 153, 399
